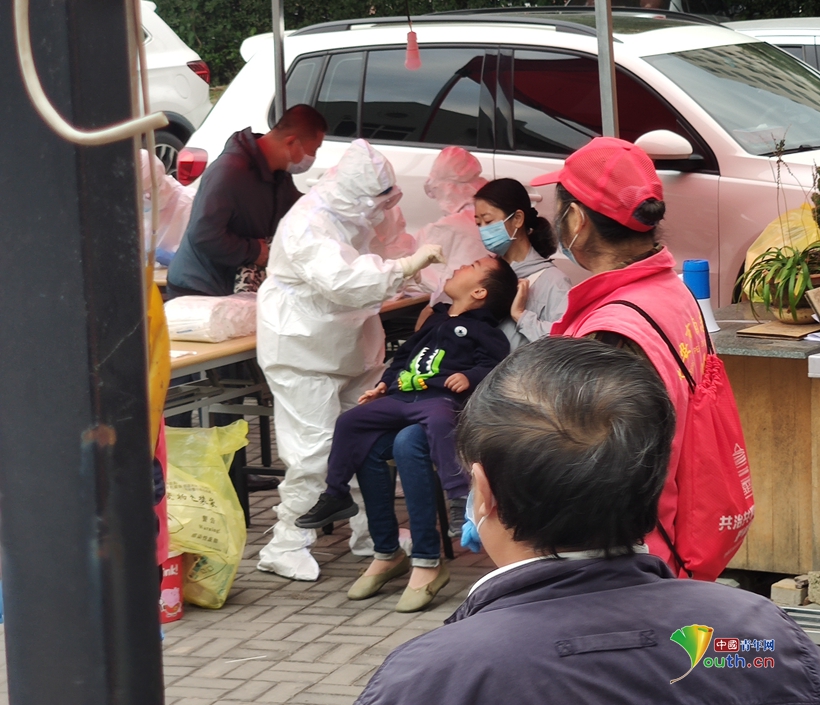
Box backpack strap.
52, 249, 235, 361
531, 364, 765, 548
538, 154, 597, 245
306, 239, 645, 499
602, 298, 705, 579
655, 522, 693, 578
603, 300, 697, 393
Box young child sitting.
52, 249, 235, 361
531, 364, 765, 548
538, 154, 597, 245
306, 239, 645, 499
296, 255, 518, 530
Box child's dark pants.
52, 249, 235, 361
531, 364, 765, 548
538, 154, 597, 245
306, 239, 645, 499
325, 394, 470, 500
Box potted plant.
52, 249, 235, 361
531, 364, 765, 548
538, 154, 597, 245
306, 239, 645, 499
739, 240, 820, 323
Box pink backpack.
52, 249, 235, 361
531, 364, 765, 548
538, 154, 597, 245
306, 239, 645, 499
608, 301, 754, 581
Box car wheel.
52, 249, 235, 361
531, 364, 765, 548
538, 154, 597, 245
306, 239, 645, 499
154, 131, 185, 179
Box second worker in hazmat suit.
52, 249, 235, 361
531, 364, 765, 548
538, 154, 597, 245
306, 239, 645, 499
415, 146, 489, 299
256, 139, 444, 581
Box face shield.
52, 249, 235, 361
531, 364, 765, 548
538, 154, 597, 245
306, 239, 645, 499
361, 185, 404, 225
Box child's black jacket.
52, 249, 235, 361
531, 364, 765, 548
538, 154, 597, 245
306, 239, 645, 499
380, 303, 509, 401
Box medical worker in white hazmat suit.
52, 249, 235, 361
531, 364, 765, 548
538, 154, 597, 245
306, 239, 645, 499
256, 140, 444, 580
140, 149, 193, 264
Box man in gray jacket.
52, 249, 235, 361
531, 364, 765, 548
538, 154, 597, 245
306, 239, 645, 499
167, 104, 326, 298
357, 336, 820, 705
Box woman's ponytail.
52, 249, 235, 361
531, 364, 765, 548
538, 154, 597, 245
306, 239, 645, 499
529, 216, 557, 259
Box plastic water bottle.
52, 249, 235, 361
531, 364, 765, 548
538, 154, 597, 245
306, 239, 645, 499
682, 259, 720, 333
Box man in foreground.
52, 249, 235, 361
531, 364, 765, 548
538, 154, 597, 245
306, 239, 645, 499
356, 336, 820, 704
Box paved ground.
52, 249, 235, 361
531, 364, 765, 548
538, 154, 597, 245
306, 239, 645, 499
0, 417, 495, 705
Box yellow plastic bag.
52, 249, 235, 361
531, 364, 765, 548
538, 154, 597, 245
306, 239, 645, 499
745, 203, 820, 273
165, 420, 248, 609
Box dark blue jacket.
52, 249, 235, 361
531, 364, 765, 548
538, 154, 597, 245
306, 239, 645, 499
357, 554, 820, 705
167, 128, 301, 297
381, 303, 509, 402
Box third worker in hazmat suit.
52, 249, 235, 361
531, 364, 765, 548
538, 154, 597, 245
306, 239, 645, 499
415, 146, 489, 300
256, 139, 444, 581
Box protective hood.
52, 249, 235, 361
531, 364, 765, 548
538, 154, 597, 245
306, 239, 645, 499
139, 149, 194, 255
313, 139, 398, 224
140, 149, 178, 211
424, 146, 487, 216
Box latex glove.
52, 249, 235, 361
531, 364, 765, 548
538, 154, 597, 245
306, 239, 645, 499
397, 244, 445, 278
461, 518, 482, 553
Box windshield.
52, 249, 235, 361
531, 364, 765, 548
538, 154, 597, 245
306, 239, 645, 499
645, 42, 820, 156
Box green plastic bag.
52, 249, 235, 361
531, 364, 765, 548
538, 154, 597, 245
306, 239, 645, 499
165, 420, 248, 609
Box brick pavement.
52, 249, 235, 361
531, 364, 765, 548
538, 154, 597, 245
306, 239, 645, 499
0, 417, 495, 704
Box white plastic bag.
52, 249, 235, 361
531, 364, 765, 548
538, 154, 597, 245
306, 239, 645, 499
164, 293, 257, 342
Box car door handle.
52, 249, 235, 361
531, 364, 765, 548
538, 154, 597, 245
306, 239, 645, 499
527, 191, 543, 203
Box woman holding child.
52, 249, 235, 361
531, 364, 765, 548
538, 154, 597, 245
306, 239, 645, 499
296, 255, 518, 611
298, 177, 572, 612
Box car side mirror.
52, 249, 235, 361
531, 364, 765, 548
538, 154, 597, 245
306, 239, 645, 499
635, 130, 693, 159
635, 130, 703, 172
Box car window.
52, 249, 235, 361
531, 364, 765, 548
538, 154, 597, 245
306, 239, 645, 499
362, 48, 483, 146
645, 42, 820, 156
316, 52, 363, 138
775, 45, 806, 60
287, 55, 323, 108
511, 50, 683, 156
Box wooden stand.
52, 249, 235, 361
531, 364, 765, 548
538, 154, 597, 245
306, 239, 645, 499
714, 305, 820, 573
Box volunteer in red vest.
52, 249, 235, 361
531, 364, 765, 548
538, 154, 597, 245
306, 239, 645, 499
533, 137, 708, 575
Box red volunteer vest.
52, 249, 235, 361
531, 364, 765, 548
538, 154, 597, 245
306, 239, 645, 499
551, 248, 707, 572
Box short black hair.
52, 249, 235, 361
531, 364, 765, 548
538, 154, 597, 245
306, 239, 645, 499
480, 257, 519, 321
273, 104, 328, 140
457, 336, 675, 555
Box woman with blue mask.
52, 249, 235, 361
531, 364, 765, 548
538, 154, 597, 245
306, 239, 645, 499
410, 178, 571, 542
473, 179, 571, 351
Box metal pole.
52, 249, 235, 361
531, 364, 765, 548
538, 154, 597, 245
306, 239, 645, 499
271, 0, 287, 122
595, 0, 620, 138
0, 0, 164, 702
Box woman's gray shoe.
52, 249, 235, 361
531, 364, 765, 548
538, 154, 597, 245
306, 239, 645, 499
447, 496, 468, 538
295, 492, 358, 529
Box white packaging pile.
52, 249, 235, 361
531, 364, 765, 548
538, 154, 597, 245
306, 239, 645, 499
165, 293, 257, 343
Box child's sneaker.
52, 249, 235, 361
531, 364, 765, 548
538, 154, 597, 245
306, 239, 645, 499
295, 492, 359, 529
447, 496, 468, 538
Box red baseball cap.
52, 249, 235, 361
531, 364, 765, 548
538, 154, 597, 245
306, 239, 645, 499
531, 137, 663, 232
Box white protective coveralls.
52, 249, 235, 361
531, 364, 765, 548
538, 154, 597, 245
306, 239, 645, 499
416, 146, 489, 300
256, 139, 442, 580
139, 149, 193, 260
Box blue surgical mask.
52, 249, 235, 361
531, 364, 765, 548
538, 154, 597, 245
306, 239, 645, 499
479, 213, 516, 256
556, 205, 580, 266
560, 232, 579, 267
461, 489, 483, 553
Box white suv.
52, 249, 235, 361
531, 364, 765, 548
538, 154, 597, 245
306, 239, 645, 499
143, 1, 212, 175
184, 10, 820, 304
725, 17, 820, 69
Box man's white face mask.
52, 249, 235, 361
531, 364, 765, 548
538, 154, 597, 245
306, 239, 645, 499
287, 140, 316, 175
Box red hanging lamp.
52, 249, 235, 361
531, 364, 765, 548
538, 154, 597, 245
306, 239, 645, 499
405, 0, 421, 70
